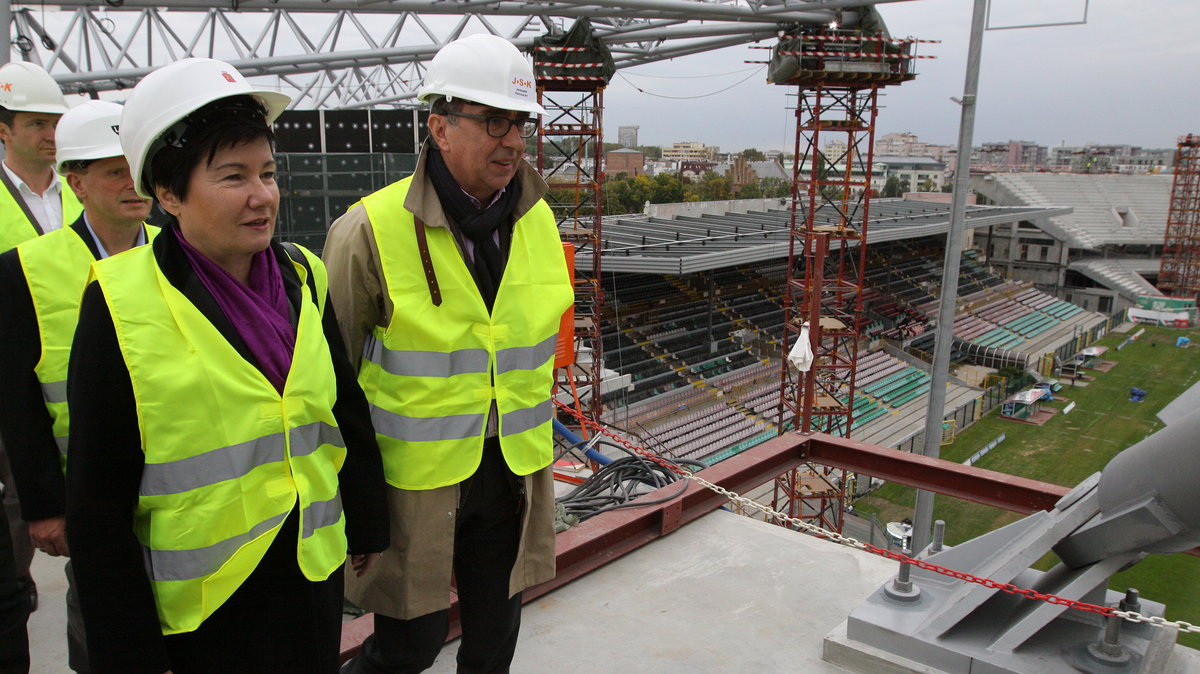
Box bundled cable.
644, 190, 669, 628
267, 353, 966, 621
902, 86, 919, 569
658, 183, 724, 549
555, 438, 707, 523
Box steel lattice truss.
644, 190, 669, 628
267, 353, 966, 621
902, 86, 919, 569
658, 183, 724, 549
1159, 134, 1200, 299
5, 0, 905, 108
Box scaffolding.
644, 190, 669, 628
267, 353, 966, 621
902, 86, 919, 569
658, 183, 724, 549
1159, 134, 1200, 300
533, 25, 612, 435
768, 29, 929, 532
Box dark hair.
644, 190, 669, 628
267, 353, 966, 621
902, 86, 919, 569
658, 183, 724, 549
61, 159, 94, 173
146, 94, 275, 203
428, 96, 470, 150
0, 107, 13, 145
428, 96, 466, 118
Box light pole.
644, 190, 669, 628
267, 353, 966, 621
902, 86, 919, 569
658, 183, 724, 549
911, 0, 988, 554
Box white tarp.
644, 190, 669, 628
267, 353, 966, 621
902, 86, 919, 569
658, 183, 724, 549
1006, 389, 1045, 405
787, 324, 814, 372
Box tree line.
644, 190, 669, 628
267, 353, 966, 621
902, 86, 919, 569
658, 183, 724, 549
594, 172, 792, 215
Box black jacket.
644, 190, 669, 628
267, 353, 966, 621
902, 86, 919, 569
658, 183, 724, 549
0, 217, 99, 522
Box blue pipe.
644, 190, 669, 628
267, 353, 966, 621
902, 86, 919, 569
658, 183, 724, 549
552, 419, 612, 465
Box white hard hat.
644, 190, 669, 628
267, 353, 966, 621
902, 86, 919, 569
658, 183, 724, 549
0, 61, 69, 115
120, 57, 291, 198
55, 100, 124, 174
417, 34, 546, 116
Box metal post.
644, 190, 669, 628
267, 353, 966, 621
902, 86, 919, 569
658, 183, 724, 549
930, 519, 946, 553
803, 233, 828, 433
0, 1, 11, 66
912, 0, 987, 553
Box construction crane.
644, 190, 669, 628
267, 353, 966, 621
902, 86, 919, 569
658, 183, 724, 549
1158, 134, 1200, 300
534, 20, 613, 444
765, 14, 934, 533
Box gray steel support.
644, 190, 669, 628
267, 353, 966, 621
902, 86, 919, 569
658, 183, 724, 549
7, 0, 902, 104
911, 0, 987, 554
0, 1, 9, 66
840, 402, 1200, 673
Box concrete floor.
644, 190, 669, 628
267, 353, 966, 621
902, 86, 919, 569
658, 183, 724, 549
427, 509, 899, 673
27, 551, 70, 673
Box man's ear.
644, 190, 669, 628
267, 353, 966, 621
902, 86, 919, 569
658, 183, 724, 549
0, 122, 12, 147
427, 114, 449, 152
155, 184, 182, 217
66, 171, 87, 201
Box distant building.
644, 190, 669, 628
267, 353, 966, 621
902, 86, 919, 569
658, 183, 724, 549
874, 156, 946, 192
618, 125, 640, 149
663, 142, 718, 162
1044, 144, 1172, 174
876, 132, 953, 162
711, 157, 788, 185
823, 139, 848, 160
787, 159, 885, 194
607, 148, 645, 177
977, 140, 1047, 172
645, 160, 675, 176
1113, 149, 1173, 174
1046, 145, 1085, 172
679, 160, 718, 179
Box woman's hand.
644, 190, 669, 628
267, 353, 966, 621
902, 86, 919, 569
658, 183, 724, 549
30, 516, 70, 557
350, 552, 380, 577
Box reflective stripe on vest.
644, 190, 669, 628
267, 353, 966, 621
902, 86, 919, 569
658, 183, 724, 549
361, 332, 558, 379
0, 176, 84, 253
359, 176, 573, 490
18, 225, 158, 471
90, 242, 347, 635
139, 421, 344, 497
144, 493, 344, 582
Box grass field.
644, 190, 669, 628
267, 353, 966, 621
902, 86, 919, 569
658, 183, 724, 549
854, 323, 1200, 649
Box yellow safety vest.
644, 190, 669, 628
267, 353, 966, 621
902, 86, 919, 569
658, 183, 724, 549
358, 177, 573, 490
0, 176, 84, 253
17, 224, 158, 472
90, 242, 348, 635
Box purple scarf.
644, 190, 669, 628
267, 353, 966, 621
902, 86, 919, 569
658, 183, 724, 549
174, 228, 296, 393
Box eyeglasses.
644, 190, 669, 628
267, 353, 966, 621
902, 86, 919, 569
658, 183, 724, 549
444, 111, 538, 139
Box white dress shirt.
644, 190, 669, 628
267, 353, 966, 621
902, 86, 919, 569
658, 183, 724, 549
3, 161, 64, 234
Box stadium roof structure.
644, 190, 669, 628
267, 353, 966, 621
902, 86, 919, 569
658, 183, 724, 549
8, 0, 902, 110
972, 173, 1173, 250
587, 198, 1070, 275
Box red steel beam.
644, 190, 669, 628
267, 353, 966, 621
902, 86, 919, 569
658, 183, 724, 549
800, 432, 1071, 513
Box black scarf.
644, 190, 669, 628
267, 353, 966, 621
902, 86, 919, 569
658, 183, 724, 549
426, 144, 521, 311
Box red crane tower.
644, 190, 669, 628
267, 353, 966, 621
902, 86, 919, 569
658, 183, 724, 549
768, 28, 933, 532
1159, 134, 1200, 300
533, 22, 613, 438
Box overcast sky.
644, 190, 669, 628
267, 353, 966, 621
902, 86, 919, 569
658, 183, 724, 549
603, 0, 1200, 152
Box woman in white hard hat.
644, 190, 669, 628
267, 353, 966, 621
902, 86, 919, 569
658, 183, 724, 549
63, 58, 388, 673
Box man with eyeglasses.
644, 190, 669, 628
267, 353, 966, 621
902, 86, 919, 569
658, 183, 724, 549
324, 34, 572, 673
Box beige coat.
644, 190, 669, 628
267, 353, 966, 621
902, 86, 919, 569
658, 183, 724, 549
322, 143, 558, 619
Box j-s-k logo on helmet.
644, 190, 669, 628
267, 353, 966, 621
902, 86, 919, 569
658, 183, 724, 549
220, 71, 237, 83
0, 83, 11, 92
511, 77, 532, 90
